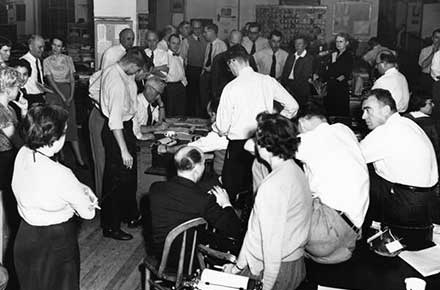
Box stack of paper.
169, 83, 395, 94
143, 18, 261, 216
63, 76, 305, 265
399, 245, 440, 277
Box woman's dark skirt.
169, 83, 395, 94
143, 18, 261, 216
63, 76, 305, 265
14, 217, 80, 290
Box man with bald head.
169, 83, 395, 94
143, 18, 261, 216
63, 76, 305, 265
101, 28, 135, 69
20, 34, 46, 104
147, 146, 241, 264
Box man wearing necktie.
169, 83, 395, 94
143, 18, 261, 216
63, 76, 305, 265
241, 22, 269, 55
200, 23, 227, 118
253, 30, 288, 81
164, 34, 188, 116
20, 35, 47, 105
281, 36, 314, 107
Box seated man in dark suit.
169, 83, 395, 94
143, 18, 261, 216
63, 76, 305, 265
146, 146, 241, 267
281, 36, 314, 107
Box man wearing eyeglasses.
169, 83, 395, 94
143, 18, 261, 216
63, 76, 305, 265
372, 53, 409, 113
241, 22, 269, 55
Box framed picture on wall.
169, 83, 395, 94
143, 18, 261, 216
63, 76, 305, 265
171, 0, 184, 13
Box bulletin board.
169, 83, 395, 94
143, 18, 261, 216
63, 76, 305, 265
94, 17, 133, 70
256, 5, 327, 47
332, 2, 372, 36
421, 3, 440, 38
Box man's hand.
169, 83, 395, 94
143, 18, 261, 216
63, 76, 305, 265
157, 144, 168, 154
121, 149, 133, 169
336, 75, 345, 82
208, 186, 232, 208
223, 263, 241, 274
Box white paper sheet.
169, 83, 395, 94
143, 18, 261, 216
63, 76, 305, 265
318, 286, 352, 290
399, 245, 440, 277
198, 269, 249, 290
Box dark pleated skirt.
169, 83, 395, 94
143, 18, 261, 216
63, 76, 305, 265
14, 217, 80, 290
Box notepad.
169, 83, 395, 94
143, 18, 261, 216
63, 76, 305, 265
399, 245, 440, 277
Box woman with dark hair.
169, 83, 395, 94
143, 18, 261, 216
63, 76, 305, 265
324, 32, 353, 116
11, 104, 97, 290
43, 36, 87, 168
224, 112, 312, 290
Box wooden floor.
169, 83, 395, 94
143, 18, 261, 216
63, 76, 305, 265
78, 216, 144, 290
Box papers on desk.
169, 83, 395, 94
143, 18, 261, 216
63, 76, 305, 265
399, 245, 440, 277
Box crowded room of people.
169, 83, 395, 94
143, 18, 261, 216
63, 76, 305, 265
1, 0, 440, 289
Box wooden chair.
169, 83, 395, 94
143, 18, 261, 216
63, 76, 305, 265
140, 217, 207, 290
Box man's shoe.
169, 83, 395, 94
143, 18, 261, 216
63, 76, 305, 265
103, 229, 133, 240
126, 216, 143, 228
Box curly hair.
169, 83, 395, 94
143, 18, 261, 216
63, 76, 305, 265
255, 112, 300, 160
22, 104, 68, 150
0, 67, 19, 94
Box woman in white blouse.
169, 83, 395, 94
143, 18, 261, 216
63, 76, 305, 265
12, 104, 97, 290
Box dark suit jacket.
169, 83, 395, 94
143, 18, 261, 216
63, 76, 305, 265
281, 52, 314, 105
211, 46, 258, 99
146, 176, 241, 262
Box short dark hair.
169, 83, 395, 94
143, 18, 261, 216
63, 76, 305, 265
175, 148, 203, 171
296, 101, 327, 121
50, 36, 65, 46
179, 21, 190, 28
255, 112, 300, 160
9, 59, 32, 75
269, 30, 283, 39
119, 28, 134, 39
248, 22, 261, 31
168, 33, 180, 42
0, 37, 12, 48
379, 52, 397, 65
409, 93, 432, 111
225, 44, 250, 63
294, 35, 309, 46
22, 104, 69, 150
121, 46, 150, 68
205, 23, 219, 34
432, 28, 440, 36
336, 32, 350, 42
364, 89, 397, 112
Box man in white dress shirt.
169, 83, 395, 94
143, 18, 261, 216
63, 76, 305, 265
418, 29, 440, 94
100, 28, 135, 70
164, 34, 187, 116
133, 77, 166, 140
372, 53, 410, 113
360, 89, 438, 249
215, 45, 298, 200
91, 28, 135, 200
100, 47, 149, 241
295, 102, 369, 264
200, 23, 227, 118
241, 22, 269, 55
430, 32, 440, 120
144, 31, 169, 77
20, 35, 46, 104
253, 30, 288, 80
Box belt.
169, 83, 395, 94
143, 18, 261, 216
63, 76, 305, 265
392, 182, 437, 193
336, 210, 360, 235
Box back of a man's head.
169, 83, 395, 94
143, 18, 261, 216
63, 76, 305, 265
296, 101, 327, 122
174, 146, 204, 173
121, 46, 150, 68
225, 44, 250, 64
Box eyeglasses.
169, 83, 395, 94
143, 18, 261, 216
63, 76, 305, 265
226, 59, 235, 65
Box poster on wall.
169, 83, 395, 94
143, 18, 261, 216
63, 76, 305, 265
216, 0, 239, 40
406, 1, 422, 33
138, 13, 149, 47
333, 2, 372, 36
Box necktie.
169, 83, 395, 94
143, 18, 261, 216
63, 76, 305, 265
250, 41, 256, 55
173, 52, 179, 56
147, 105, 153, 126
151, 50, 155, 63
270, 52, 276, 78
36, 58, 42, 83
205, 43, 213, 67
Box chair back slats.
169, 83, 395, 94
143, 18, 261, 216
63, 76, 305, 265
188, 229, 198, 275
175, 230, 187, 287
157, 217, 207, 279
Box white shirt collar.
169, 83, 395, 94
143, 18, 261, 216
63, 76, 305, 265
385, 67, 398, 75
295, 50, 307, 58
